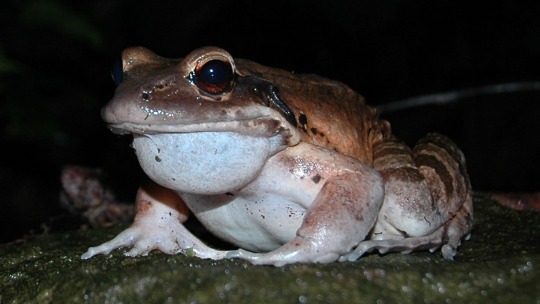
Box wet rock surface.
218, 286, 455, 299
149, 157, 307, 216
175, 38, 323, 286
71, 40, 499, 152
1, 194, 538, 303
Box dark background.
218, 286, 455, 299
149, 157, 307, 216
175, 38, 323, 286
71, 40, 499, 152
1, 0, 538, 244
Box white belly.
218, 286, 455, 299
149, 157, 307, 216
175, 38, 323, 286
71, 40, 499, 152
181, 192, 307, 252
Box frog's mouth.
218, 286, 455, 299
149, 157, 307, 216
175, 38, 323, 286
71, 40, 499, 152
104, 112, 301, 147
108, 116, 280, 136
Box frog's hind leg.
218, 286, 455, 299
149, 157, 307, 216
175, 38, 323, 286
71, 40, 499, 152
341, 193, 473, 261
342, 133, 473, 262
227, 169, 385, 266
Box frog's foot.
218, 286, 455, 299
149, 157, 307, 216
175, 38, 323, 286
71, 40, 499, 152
81, 183, 230, 261
340, 204, 472, 262
81, 222, 178, 259
339, 231, 445, 262
226, 235, 341, 266
81, 218, 228, 260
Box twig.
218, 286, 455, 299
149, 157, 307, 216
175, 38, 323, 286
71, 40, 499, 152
376, 81, 540, 113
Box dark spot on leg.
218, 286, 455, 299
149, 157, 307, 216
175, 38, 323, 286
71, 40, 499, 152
311, 174, 321, 184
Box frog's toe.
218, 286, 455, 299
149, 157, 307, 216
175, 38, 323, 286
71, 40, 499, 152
225, 249, 241, 259
124, 243, 152, 257
81, 245, 112, 259
339, 250, 362, 262
339, 243, 374, 262
226, 248, 301, 266
440, 228, 464, 260
81, 229, 137, 259
339, 252, 360, 262
122, 227, 188, 257
226, 249, 264, 262
441, 244, 456, 261
226, 249, 276, 265
81, 241, 124, 259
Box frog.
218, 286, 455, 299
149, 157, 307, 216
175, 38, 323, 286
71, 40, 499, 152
81, 46, 473, 266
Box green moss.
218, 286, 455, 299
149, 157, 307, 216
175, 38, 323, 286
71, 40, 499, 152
1, 195, 538, 303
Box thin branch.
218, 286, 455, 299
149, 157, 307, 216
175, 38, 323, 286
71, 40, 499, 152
376, 81, 540, 113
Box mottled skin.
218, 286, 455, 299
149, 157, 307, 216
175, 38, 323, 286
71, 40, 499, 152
82, 47, 473, 266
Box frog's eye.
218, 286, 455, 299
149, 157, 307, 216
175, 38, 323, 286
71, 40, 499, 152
193, 59, 234, 95
111, 59, 123, 85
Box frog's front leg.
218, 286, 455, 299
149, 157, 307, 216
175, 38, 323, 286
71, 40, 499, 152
81, 181, 228, 260
342, 133, 473, 262
227, 169, 384, 266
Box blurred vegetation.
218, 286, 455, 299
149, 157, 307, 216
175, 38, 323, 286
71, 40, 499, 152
1, 0, 104, 144
20, 0, 103, 49
0, 0, 116, 243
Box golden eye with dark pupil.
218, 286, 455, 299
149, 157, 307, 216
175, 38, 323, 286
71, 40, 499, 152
194, 59, 234, 95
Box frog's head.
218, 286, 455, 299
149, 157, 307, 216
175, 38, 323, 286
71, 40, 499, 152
102, 47, 302, 194
102, 46, 300, 145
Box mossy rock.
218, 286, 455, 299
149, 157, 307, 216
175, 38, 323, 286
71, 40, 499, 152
1, 194, 538, 303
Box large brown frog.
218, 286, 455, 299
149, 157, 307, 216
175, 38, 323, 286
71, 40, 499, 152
82, 47, 473, 266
